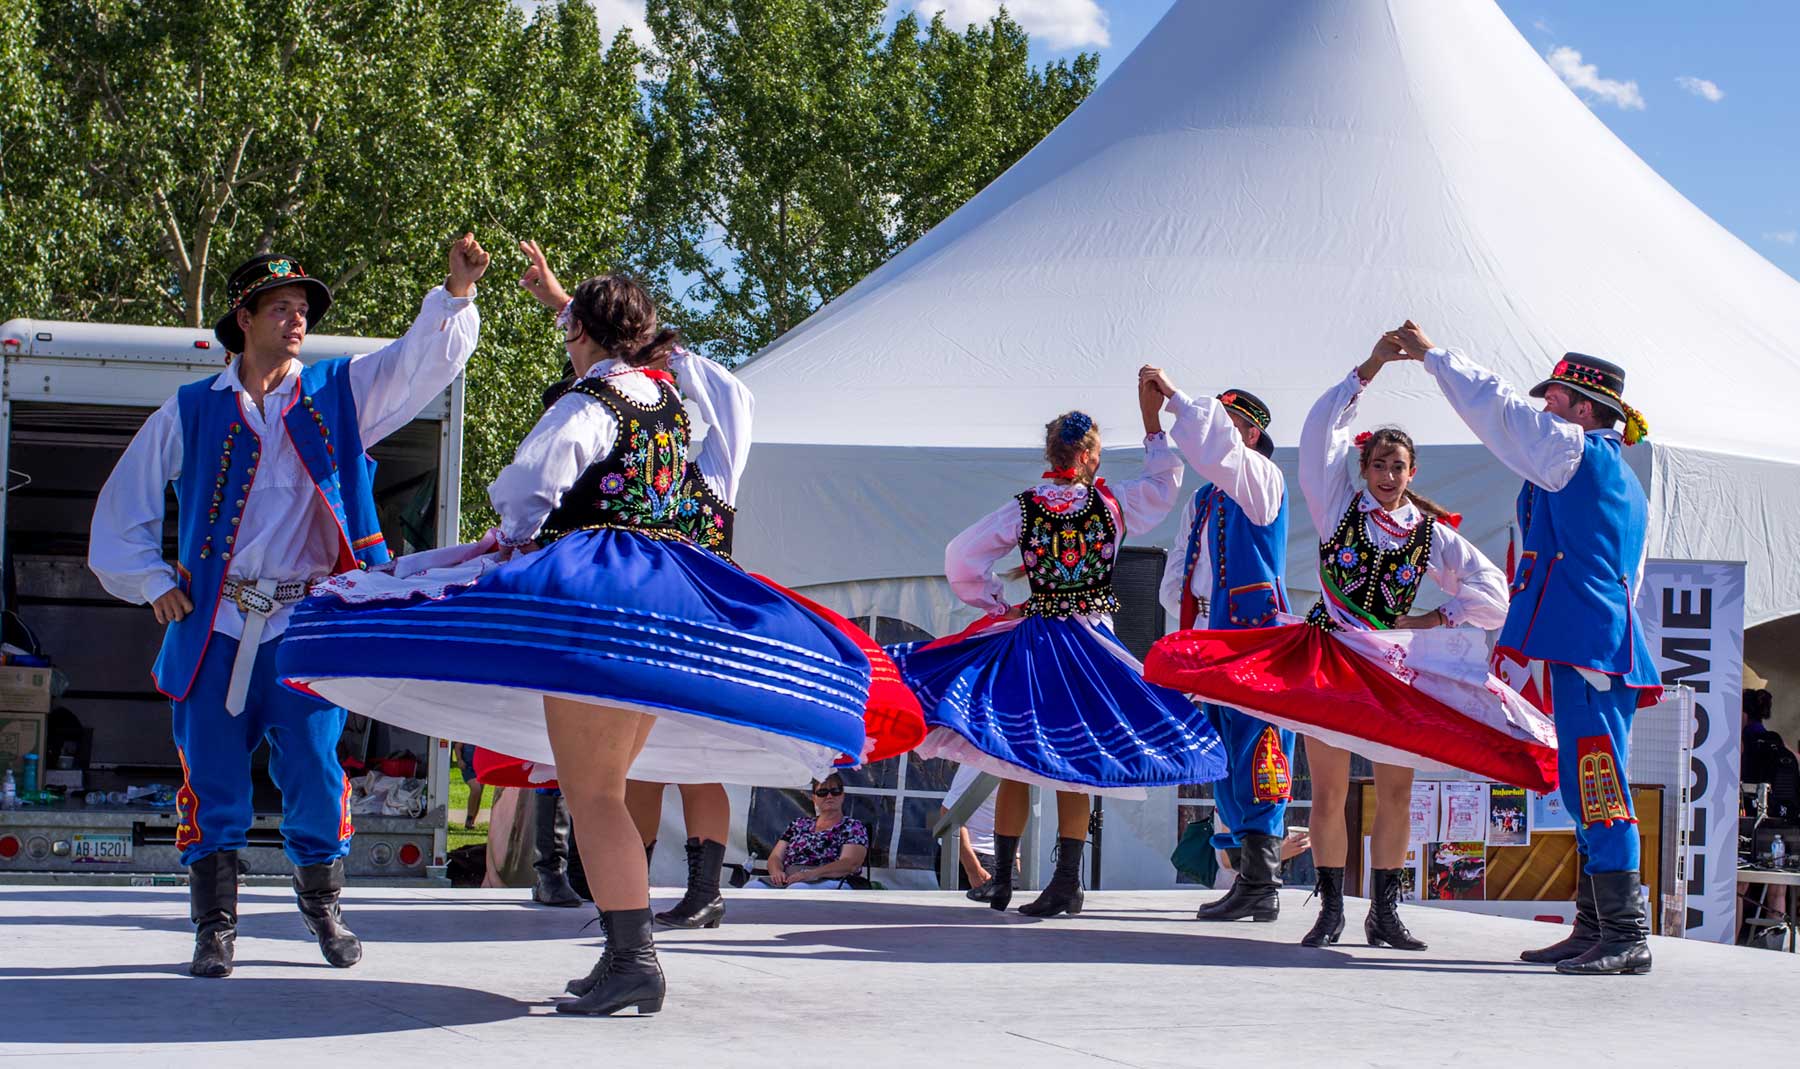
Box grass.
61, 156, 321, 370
446, 766, 489, 853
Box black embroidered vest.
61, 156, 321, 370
1016, 484, 1121, 618
1304, 499, 1434, 630
539, 377, 693, 543
675, 463, 736, 557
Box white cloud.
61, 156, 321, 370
1545, 46, 1646, 111
512, 0, 647, 41
898, 0, 1110, 50
1676, 75, 1725, 102
1766, 230, 1800, 246
1532, 17, 1552, 34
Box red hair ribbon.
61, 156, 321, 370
1353, 431, 1372, 447
1443, 512, 1463, 529
639, 368, 674, 383
1041, 468, 1080, 480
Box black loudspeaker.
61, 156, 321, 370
1109, 546, 1169, 661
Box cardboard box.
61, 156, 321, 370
0, 711, 46, 779
0, 665, 53, 714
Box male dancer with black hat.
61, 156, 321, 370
89, 236, 488, 977
1140, 366, 1295, 926
1390, 321, 1661, 976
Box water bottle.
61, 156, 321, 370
20, 753, 37, 795
85, 791, 104, 806
1772, 834, 1788, 868
1, 769, 15, 808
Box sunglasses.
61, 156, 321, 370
812, 786, 845, 798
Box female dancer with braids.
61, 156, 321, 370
890, 377, 1227, 917
1146, 335, 1555, 951
280, 258, 873, 1017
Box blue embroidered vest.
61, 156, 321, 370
1497, 432, 1659, 691
153, 359, 389, 699
1178, 483, 1290, 631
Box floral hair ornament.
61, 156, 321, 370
1354, 431, 1373, 448
1058, 411, 1095, 445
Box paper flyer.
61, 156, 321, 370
1408, 781, 1439, 845
1362, 838, 1423, 903
1426, 841, 1487, 901
1531, 789, 1576, 833
1439, 781, 1487, 842
1486, 784, 1529, 846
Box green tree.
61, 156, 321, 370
641, 0, 1097, 363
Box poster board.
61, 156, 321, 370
1637, 560, 1744, 944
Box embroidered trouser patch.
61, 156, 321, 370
171, 634, 354, 868
1548, 664, 1640, 874
1204, 704, 1294, 848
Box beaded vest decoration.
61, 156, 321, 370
539, 377, 693, 543
1015, 484, 1121, 618
1304, 499, 1434, 631
675, 463, 736, 557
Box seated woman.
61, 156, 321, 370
763, 773, 870, 889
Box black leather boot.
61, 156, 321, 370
656, 838, 726, 929
532, 792, 582, 908
1522, 868, 1600, 964
565, 906, 609, 996
1196, 834, 1280, 922
1192, 847, 1244, 919
1364, 867, 1427, 950
188, 851, 239, 978
558, 907, 665, 1016
294, 859, 363, 968
1300, 865, 1346, 947
987, 834, 1018, 912
1018, 837, 1086, 918
1556, 871, 1652, 975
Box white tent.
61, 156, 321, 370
733, 0, 1800, 638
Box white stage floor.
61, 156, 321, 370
1, 885, 1789, 1066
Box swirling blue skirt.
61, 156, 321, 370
887, 615, 1226, 794
277, 529, 870, 786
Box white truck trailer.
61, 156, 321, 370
0, 316, 463, 884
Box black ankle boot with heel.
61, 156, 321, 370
655, 838, 726, 929
558, 907, 665, 1016
1018, 837, 1087, 918
1364, 867, 1427, 950
987, 834, 1019, 912
1300, 865, 1345, 947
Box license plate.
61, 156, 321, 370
72, 833, 133, 864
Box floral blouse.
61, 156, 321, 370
777, 815, 870, 873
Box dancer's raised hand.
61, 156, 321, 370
447, 233, 491, 297
519, 239, 571, 312
1138, 364, 1175, 400
1391, 320, 1433, 360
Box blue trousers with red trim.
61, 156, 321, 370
172, 634, 352, 868
1548, 663, 1640, 875
1204, 703, 1294, 849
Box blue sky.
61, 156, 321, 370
1014, 0, 1800, 282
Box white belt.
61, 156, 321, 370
222, 577, 321, 716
